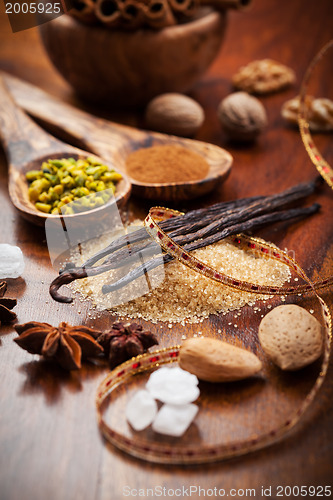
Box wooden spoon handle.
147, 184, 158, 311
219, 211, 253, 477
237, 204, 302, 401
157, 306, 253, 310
0, 76, 68, 169
2, 72, 149, 160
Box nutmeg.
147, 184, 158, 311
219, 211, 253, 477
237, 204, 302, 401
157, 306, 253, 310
145, 93, 205, 137
217, 91, 267, 141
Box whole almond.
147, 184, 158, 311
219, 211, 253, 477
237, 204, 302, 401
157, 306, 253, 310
179, 337, 262, 382
145, 93, 205, 137
258, 304, 323, 371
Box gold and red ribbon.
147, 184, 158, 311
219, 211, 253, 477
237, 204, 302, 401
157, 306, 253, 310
298, 39, 333, 189
95, 208, 332, 464
96, 42, 333, 464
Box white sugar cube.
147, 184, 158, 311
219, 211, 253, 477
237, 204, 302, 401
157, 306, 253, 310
125, 390, 158, 431
146, 366, 199, 405
152, 404, 199, 437
148, 366, 198, 387
0, 244, 25, 279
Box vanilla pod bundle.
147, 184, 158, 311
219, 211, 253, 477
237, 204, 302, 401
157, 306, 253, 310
49, 179, 321, 302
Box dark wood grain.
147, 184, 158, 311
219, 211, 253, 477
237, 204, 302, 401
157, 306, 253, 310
0, 1, 332, 499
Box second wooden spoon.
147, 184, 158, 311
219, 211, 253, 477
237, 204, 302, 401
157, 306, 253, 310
2, 72, 233, 202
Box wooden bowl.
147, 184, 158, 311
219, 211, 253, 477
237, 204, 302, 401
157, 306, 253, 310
39, 9, 227, 108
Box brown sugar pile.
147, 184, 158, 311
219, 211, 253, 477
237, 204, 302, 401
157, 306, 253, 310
70, 230, 291, 325
125, 144, 210, 184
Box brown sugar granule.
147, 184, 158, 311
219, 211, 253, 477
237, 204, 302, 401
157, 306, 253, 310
125, 144, 210, 184
70, 230, 291, 325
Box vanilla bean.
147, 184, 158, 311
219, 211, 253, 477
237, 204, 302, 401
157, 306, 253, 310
79, 179, 317, 270
89, 178, 319, 270
50, 179, 320, 303
79, 195, 264, 270
102, 203, 320, 294
98, 202, 277, 270
57, 202, 247, 279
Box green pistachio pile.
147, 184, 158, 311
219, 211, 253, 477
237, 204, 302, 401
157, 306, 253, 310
26, 157, 122, 215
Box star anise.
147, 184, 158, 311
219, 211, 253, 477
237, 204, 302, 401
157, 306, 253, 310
14, 321, 103, 370
0, 281, 17, 328
97, 322, 158, 368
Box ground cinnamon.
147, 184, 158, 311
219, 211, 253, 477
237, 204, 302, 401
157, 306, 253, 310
125, 144, 209, 184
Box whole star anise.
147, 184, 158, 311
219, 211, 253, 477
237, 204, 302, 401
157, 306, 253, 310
97, 322, 158, 368
14, 321, 103, 370
0, 281, 17, 328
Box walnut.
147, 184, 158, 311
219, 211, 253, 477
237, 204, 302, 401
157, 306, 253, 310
232, 59, 296, 94
217, 91, 267, 141
145, 93, 205, 137
282, 95, 333, 132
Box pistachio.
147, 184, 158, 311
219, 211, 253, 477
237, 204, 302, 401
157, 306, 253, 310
179, 337, 262, 382
26, 157, 122, 215
35, 202, 52, 213
26, 170, 42, 182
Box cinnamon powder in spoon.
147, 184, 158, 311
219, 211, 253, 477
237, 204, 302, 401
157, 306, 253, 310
125, 144, 209, 184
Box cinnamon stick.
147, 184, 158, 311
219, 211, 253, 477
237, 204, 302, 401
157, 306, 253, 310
95, 0, 122, 26
168, 0, 197, 14
68, 0, 97, 23
198, 0, 251, 10
121, 0, 147, 29
144, 0, 176, 29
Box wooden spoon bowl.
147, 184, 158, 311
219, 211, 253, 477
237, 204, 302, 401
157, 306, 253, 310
10, 151, 131, 227
115, 135, 232, 202
0, 77, 131, 227
2, 73, 233, 209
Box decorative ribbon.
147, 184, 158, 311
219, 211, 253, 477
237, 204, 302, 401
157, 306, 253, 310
96, 43, 333, 464
298, 39, 333, 189
96, 212, 332, 464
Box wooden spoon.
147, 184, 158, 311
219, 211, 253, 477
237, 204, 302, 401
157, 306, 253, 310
0, 76, 131, 226
2, 72, 233, 203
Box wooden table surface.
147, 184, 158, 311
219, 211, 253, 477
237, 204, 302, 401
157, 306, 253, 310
1, 1, 333, 499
